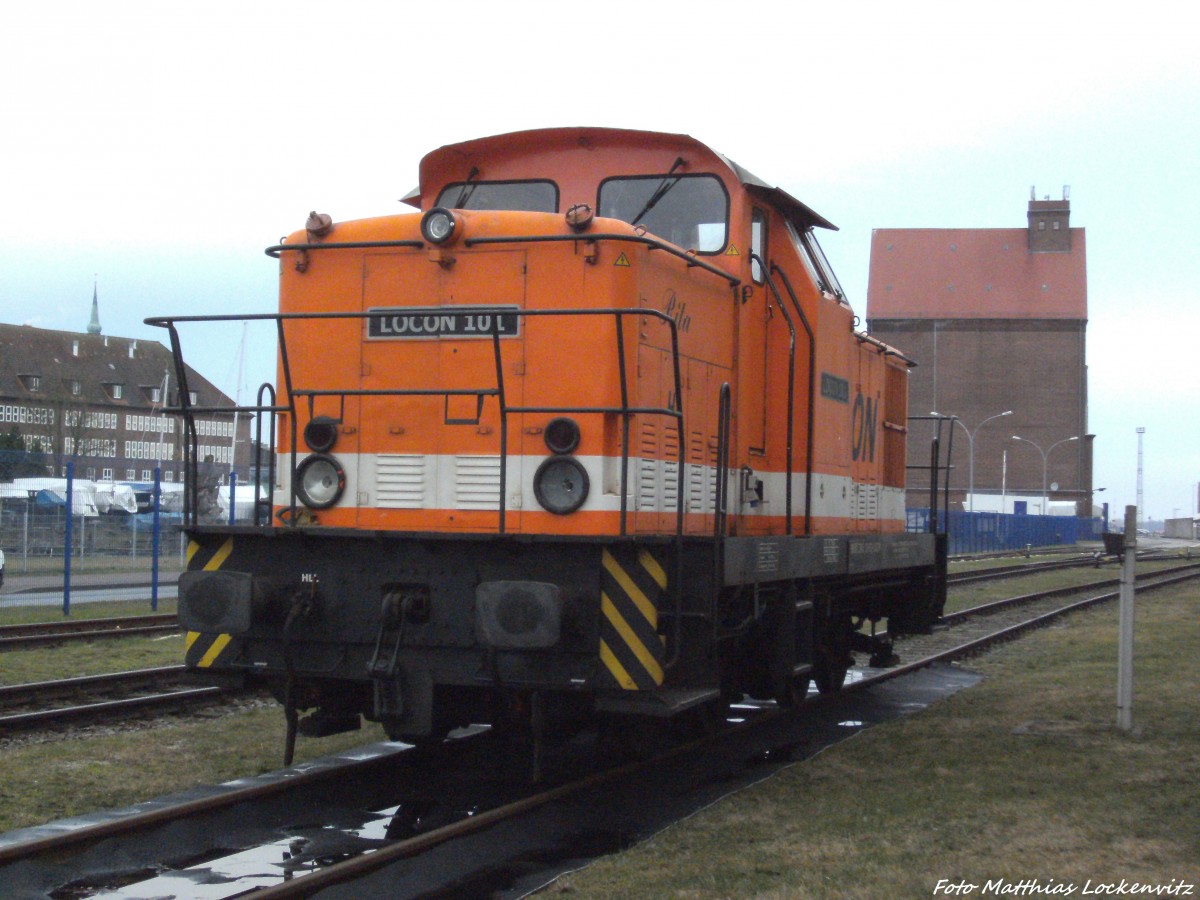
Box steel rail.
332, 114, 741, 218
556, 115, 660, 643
945, 549, 1183, 584
857, 567, 1200, 691
947, 555, 1101, 584
943, 561, 1200, 624
0, 665, 185, 707
0, 615, 179, 651
0, 739, 428, 868
0, 686, 226, 731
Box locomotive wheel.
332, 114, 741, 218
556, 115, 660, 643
813, 656, 849, 694
775, 673, 812, 707
813, 616, 854, 694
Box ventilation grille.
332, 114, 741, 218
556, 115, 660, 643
637, 418, 681, 512
662, 425, 679, 512
456, 455, 501, 510
638, 420, 659, 511
376, 455, 426, 509
855, 483, 879, 520
686, 432, 718, 513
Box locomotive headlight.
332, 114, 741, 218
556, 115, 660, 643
303, 416, 339, 453
420, 207, 459, 245
295, 454, 346, 509
543, 417, 581, 455
533, 456, 589, 515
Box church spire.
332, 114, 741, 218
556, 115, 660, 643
87, 280, 102, 334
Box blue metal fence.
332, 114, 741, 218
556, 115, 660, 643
907, 508, 1105, 555
1, 448, 268, 615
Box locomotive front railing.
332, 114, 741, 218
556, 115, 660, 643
144, 307, 687, 544
263, 233, 741, 287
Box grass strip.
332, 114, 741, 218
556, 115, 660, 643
552, 583, 1200, 897
0, 706, 390, 834
0, 629, 184, 684
0, 599, 178, 627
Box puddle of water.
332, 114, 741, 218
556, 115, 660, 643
69, 799, 489, 899
79, 833, 365, 898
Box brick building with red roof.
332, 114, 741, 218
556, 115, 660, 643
865, 192, 1092, 515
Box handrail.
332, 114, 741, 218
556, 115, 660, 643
463, 233, 742, 286
145, 307, 687, 540
254, 383, 276, 527
258, 231, 742, 287
855, 330, 916, 367
713, 382, 732, 643
752, 255, 796, 534
264, 239, 425, 258
909, 414, 957, 535
770, 264, 817, 535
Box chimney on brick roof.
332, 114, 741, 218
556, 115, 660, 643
1028, 186, 1071, 253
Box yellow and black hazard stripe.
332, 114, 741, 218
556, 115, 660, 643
186, 536, 234, 573
598, 546, 668, 691
184, 537, 237, 669
185, 630, 236, 668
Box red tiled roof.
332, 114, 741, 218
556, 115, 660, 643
0, 324, 232, 408
866, 228, 1087, 320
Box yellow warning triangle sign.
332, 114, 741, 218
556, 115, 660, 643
614, 252, 632, 267
725, 244, 740, 256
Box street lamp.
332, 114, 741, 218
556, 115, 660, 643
932, 410, 1013, 513
1012, 434, 1079, 514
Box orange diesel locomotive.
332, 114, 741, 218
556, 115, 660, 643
155, 128, 946, 751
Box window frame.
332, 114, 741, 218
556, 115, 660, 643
433, 178, 560, 213
596, 172, 731, 255
751, 207, 768, 284
784, 220, 847, 302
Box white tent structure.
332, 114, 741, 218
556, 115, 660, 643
10, 478, 100, 516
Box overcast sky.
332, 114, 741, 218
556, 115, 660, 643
1, 1, 1195, 520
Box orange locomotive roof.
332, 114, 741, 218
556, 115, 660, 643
403, 127, 837, 233
866, 227, 1087, 321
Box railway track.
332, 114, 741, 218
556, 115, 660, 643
943, 548, 1190, 584
2, 560, 1196, 897
0, 614, 179, 651
0, 665, 240, 736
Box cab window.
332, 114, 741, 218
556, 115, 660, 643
751, 208, 767, 284
434, 179, 559, 212
597, 174, 728, 253
785, 220, 847, 301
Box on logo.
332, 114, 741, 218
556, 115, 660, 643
852, 393, 877, 462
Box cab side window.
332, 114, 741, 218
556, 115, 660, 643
751, 208, 767, 284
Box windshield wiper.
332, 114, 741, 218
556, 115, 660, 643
453, 167, 481, 209
630, 157, 685, 226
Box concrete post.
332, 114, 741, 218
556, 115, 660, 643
1116, 505, 1137, 732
